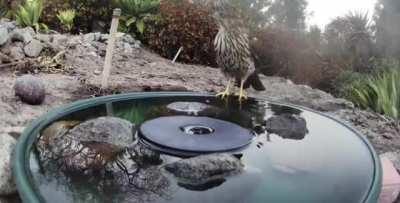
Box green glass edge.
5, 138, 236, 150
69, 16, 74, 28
12, 92, 382, 203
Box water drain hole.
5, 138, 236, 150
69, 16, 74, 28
180, 125, 215, 135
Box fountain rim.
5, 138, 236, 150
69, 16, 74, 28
13, 92, 382, 203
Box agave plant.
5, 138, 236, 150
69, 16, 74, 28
57, 9, 76, 32
15, 0, 47, 31
117, 0, 160, 34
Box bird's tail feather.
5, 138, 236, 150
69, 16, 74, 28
243, 72, 266, 91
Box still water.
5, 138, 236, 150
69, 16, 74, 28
30, 96, 375, 203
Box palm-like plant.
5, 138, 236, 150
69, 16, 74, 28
324, 11, 374, 72
117, 0, 160, 34
57, 9, 76, 32
15, 0, 47, 31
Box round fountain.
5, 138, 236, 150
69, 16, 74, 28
13, 92, 382, 203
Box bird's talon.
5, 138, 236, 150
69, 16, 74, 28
216, 91, 230, 99
235, 92, 248, 101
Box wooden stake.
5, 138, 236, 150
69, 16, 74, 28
101, 8, 121, 89
106, 102, 114, 116
172, 47, 184, 63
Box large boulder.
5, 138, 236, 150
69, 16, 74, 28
249, 76, 354, 112
67, 117, 134, 149
37, 117, 135, 172
164, 154, 243, 186
0, 134, 17, 195
14, 75, 46, 105
10, 27, 34, 44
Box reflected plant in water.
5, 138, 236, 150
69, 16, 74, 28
115, 103, 148, 124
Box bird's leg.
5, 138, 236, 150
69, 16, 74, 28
216, 78, 232, 99
235, 79, 248, 101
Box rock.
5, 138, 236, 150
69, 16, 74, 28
66, 36, 81, 48
35, 34, 52, 44
0, 19, 17, 31
110, 166, 171, 202
265, 114, 309, 140
249, 75, 354, 112
37, 118, 134, 172
381, 152, 400, 172
122, 43, 133, 54
50, 34, 68, 51
3, 126, 24, 139
99, 34, 109, 42
14, 75, 46, 105
0, 28, 9, 46
164, 154, 243, 185
83, 32, 102, 43
23, 39, 43, 57
10, 27, 34, 44
9, 46, 25, 60
37, 121, 80, 158
121, 34, 141, 48
127, 142, 162, 165
67, 117, 134, 149
332, 109, 400, 154
0, 134, 17, 195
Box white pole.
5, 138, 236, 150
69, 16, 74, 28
101, 8, 121, 89
172, 47, 184, 63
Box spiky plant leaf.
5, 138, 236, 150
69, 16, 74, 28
57, 9, 76, 32
15, 0, 46, 31
136, 19, 145, 33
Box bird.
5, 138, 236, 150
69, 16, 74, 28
199, 0, 265, 101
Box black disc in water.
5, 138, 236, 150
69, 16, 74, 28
139, 116, 254, 156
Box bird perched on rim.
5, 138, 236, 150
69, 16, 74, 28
195, 0, 265, 101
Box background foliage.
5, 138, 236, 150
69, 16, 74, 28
143, 0, 218, 66
2, 0, 400, 118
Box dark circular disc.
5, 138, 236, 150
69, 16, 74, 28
139, 116, 254, 154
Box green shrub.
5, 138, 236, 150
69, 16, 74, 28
15, 0, 47, 31
57, 9, 76, 32
345, 59, 400, 118
0, 0, 19, 18
335, 70, 364, 97
144, 0, 218, 66
251, 26, 326, 87
116, 0, 160, 37
42, 0, 114, 33
0, 0, 8, 17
